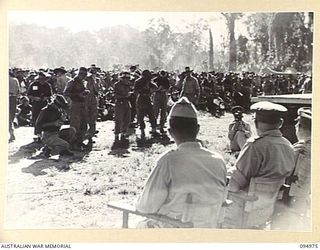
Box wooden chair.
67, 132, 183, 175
222, 176, 286, 229
107, 188, 231, 228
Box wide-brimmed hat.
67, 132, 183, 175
37, 71, 51, 78
88, 64, 100, 73
142, 69, 152, 79
53, 66, 67, 74
119, 71, 131, 79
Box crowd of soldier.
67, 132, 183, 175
8, 65, 312, 230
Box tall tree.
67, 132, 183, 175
222, 13, 242, 71
208, 28, 214, 71
143, 18, 174, 68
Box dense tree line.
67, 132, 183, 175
9, 12, 313, 73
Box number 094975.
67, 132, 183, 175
300, 244, 319, 248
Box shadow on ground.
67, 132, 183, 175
15, 141, 93, 176
9, 141, 44, 164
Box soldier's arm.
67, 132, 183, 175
133, 79, 142, 94
34, 110, 45, 134
228, 122, 237, 141
229, 142, 260, 190
194, 79, 200, 96
136, 156, 170, 214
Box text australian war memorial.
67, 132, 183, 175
7, 12, 313, 230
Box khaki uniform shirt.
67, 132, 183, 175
289, 139, 311, 198
9, 76, 20, 96
56, 75, 72, 94
230, 129, 295, 190
136, 141, 227, 227
182, 76, 200, 95
114, 80, 131, 100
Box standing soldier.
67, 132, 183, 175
153, 70, 170, 133
85, 64, 100, 143
53, 67, 71, 94
180, 67, 200, 106
9, 70, 20, 142
63, 67, 89, 150
113, 72, 132, 145
129, 65, 141, 127
134, 69, 159, 138
27, 71, 53, 142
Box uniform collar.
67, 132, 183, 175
259, 129, 283, 137
177, 141, 202, 149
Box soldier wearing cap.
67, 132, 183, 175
134, 69, 159, 137
27, 71, 53, 141
64, 67, 90, 150
229, 101, 295, 192
228, 106, 252, 152
279, 107, 311, 230
35, 94, 75, 157
53, 67, 71, 94
180, 67, 200, 105
84, 64, 101, 143
224, 101, 295, 229
136, 97, 227, 228
113, 71, 132, 144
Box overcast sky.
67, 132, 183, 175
9, 11, 249, 44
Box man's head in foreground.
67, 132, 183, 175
168, 97, 199, 145
250, 101, 287, 135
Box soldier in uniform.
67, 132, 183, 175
63, 67, 90, 150
27, 71, 53, 141
85, 64, 100, 143
228, 106, 252, 152
9, 70, 20, 142
113, 72, 132, 144
180, 67, 200, 105
53, 67, 71, 94
136, 97, 227, 228
225, 101, 295, 229
134, 69, 159, 138
272, 107, 312, 230
153, 70, 170, 133
129, 65, 141, 127
229, 101, 295, 190
16, 96, 32, 127
35, 94, 75, 157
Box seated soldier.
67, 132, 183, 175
228, 106, 252, 152
35, 94, 75, 157
226, 101, 295, 229
135, 97, 227, 228
16, 96, 32, 126
272, 107, 312, 231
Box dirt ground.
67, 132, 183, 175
6, 112, 255, 229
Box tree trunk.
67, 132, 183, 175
208, 29, 214, 71
229, 16, 237, 71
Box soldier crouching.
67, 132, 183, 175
35, 94, 75, 157
113, 72, 132, 146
